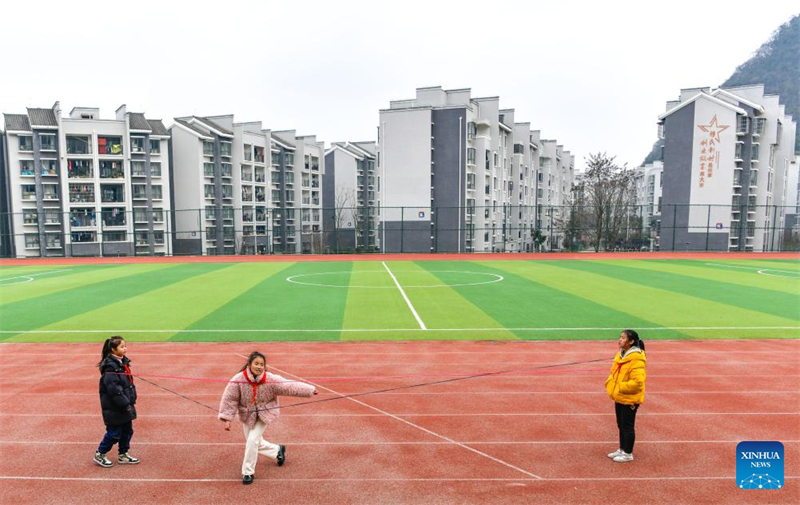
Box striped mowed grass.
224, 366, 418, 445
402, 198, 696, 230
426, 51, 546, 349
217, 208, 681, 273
0, 258, 798, 342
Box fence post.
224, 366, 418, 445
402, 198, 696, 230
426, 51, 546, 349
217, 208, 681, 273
433, 206, 438, 253
770, 204, 778, 252
705, 204, 711, 251
671, 205, 677, 252
400, 206, 404, 253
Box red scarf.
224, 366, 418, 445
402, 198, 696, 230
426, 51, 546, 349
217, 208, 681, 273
123, 363, 134, 384
244, 369, 267, 406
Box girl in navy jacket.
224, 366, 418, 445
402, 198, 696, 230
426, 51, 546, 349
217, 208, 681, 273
94, 336, 139, 468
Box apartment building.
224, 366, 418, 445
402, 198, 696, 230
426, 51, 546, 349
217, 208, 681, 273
271, 131, 325, 254
379, 86, 573, 253
633, 160, 664, 249
169, 116, 324, 255
323, 141, 379, 252
1, 102, 171, 257
537, 140, 576, 250
658, 85, 797, 251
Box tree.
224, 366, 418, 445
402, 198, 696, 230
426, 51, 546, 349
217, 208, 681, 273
575, 153, 636, 252
531, 228, 547, 252
327, 188, 356, 252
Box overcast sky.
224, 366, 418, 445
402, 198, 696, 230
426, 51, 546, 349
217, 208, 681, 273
0, 0, 797, 170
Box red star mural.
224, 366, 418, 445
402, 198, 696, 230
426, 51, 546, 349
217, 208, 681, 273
697, 115, 730, 138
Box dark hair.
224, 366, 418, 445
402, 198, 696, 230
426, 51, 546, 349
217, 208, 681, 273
98, 336, 125, 368
621, 329, 645, 352
240, 351, 267, 372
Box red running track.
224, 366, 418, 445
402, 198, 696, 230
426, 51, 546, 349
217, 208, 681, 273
1, 251, 798, 266
0, 339, 798, 505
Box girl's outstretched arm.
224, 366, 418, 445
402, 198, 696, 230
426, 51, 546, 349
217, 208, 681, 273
269, 373, 317, 398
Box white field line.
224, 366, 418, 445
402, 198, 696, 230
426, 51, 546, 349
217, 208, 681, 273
1, 349, 798, 356
2, 325, 798, 334
0, 475, 798, 483
705, 262, 800, 275
2, 360, 798, 367
2, 390, 800, 397
382, 261, 426, 330
0, 269, 72, 285
2, 412, 799, 418
2, 440, 798, 446
259, 357, 541, 480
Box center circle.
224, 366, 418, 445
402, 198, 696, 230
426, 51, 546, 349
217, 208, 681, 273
285, 270, 504, 288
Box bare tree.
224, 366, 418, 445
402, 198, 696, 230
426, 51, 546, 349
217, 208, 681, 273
575, 153, 636, 252
327, 188, 356, 252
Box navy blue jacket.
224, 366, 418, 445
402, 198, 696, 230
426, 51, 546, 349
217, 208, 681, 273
98, 355, 137, 426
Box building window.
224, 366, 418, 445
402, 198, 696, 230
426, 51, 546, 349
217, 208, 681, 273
131, 137, 146, 153
467, 147, 476, 165
204, 162, 215, 177
66, 135, 91, 154
750, 143, 760, 161
102, 207, 126, 227
22, 184, 36, 200
103, 231, 127, 242
100, 184, 125, 203
150, 139, 161, 154
152, 185, 163, 200
19, 136, 33, 152
98, 136, 123, 155
20, 159, 35, 176
71, 231, 96, 243
149, 161, 160, 177
220, 141, 232, 157
99, 160, 124, 179
203, 141, 214, 156
40, 134, 57, 151
736, 116, 750, 134
467, 122, 477, 140
25, 234, 40, 248
69, 183, 95, 203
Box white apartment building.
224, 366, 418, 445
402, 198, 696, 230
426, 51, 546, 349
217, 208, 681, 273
169, 116, 324, 255
633, 160, 664, 249
2, 102, 171, 257
323, 141, 379, 252
379, 86, 574, 253
658, 85, 797, 251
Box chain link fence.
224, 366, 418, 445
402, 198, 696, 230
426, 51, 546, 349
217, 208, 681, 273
1, 204, 798, 258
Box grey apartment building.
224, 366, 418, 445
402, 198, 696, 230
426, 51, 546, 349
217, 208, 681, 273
323, 141, 379, 252
169, 116, 325, 255
378, 86, 574, 253
1, 102, 172, 257
658, 85, 797, 251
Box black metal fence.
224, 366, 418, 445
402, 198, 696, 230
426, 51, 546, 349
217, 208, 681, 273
1, 204, 798, 258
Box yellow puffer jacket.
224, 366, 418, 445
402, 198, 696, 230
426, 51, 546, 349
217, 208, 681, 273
605, 347, 646, 405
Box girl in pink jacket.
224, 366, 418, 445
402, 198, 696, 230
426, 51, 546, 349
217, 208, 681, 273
218, 351, 317, 484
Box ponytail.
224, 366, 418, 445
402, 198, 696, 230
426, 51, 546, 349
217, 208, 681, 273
622, 329, 645, 352
240, 351, 267, 372
98, 336, 125, 369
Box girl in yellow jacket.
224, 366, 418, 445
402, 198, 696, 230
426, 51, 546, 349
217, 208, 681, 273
604, 329, 646, 463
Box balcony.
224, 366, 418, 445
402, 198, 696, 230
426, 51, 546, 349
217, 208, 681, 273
42, 185, 60, 201
98, 136, 123, 155
220, 142, 232, 158
100, 161, 125, 179
100, 185, 125, 203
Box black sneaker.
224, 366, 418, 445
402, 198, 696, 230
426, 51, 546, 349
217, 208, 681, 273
93, 452, 113, 468
118, 453, 140, 465
277, 445, 286, 467
243, 474, 254, 485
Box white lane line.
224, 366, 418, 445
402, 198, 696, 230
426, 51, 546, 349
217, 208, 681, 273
3, 412, 799, 418
260, 358, 541, 480
382, 261, 426, 330
3, 440, 798, 446
2, 325, 798, 334
3, 360, 797, 366
1, 349, 797, 356
0, 475, 797, 483
3, 390, 798, 396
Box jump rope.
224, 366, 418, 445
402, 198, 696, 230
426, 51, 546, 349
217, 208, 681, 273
122, 357, 611, 416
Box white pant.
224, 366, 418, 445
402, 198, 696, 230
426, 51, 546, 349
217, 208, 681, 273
241, 420, 280, 476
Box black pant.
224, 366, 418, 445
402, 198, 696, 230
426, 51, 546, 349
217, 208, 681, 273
97, 421, 134, 455
614, 402, 639, 454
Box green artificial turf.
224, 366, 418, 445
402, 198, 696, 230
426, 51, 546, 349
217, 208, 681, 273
0, 259, 797, 342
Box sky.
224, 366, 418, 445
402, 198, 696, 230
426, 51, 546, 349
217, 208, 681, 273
0, 0, 797, 171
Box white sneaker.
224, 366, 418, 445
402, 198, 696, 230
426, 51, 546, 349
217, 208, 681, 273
613, 452, 634, 463
607, 449, 624, 459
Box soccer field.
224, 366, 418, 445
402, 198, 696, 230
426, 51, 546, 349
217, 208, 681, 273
0, 257, 798, 342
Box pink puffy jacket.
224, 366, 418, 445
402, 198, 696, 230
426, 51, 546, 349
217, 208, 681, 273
218, 369, 316, 428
